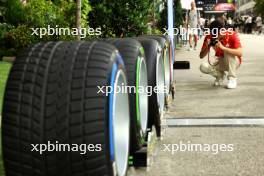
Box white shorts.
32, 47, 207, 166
188, 28, 198, 36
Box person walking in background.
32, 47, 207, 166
210, 15, 216, 23
256, 14, 262, 35
252, 15, 257, 33
245, 16, 249, 33
199, 15, 206, 31
245, 15, 252, 34
226, 17, 234, 29
180, 22, 188, 46
242, 17, 246, 33
234, 17, 242, 32
186, 1, 199, 51
204, 19, 210, 29
199, 14, 206, 38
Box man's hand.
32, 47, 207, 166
215, 41, 225, 50
199, 39, 210, 59
216, 41, 242, 57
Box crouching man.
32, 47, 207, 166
199, 20, 243, 89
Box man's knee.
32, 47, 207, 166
200, 62, 211, 74
200, 62, 220, 78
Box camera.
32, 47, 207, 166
209, 38, 218, 47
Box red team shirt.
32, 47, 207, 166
202, 31, 242, 64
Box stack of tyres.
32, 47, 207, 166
2, 41, 131, 176
1, 35, 171, 176
135, 38, 165, 137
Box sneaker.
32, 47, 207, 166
188, 46, 193, 51
194, 45, 197, 50
227, 78, 237, 89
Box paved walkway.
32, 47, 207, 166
169, 34, 264, 118
145, 34, 264, 176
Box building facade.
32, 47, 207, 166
194, 0, 237, 18
236, 0, 256, 16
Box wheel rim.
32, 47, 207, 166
156, 46, 165, 114
137, 57, 148, 135
164, 47, 170, 95
112, 69, 130, 176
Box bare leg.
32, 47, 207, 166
189, 34, 193, 47
194, 34, 198, 48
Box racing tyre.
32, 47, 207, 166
140, 35, 171, 96
2, 41, 130, 176
135, 38, 165, 137
106, 39, 149, 152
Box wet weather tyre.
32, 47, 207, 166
135, 38, 165, 137
106, 38, 149, 152
140, 35, 171, 96
2, 41, 130, 176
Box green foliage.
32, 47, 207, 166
0, 61, 12, 116
148, 0, 164, 32
0, 128, 4, 176
152, 28, 163, 35
23, 0, 65, 27
89, 0, 152, 37
0, 0, 6, 18
2, 0, 169, 53
0, 48, 17, 57
81, 0, 92, 27
254, 0, 264, 17
0, 23, 14, 38
2, 0, 90, 53
5, 0, 26, 26
157, 0, 183, 31
5, 25, 35, 49
52, 0, 91, 28
5, 0, 80, 28
157, 1, 168, 30
52, 0, 78, 28
174, 0, 183, 27
5, 0, 75, 28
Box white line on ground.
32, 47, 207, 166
167, 118, 264, 126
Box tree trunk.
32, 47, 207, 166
76, 0, 81, 41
